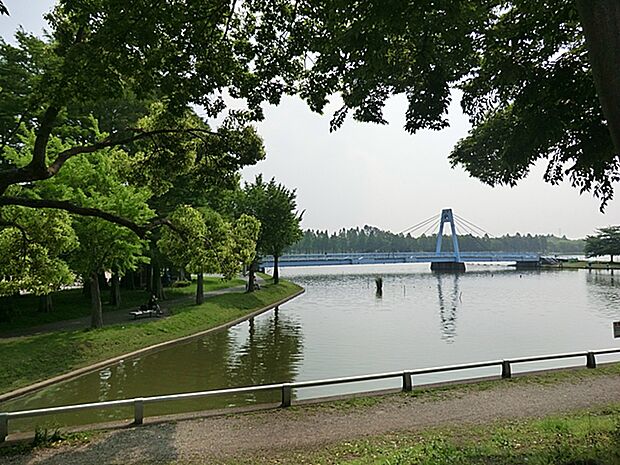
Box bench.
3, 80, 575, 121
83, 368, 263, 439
129, 309, 157, 319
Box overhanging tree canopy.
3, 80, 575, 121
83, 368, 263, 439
290, 0, 620, 208
0, 0, 300, 233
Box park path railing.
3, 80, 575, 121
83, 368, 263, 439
2, 347, 619, 441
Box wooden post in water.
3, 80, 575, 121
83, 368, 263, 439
375, 277, 383, 297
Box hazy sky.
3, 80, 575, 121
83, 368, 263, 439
3, 0, 620, 238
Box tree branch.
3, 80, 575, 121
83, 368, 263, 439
576, 0, 620, 154
31, 106, 60, 172
0, 196, 186, 239
0, 126, 218, 195
0, 196, 150, 237
47, 127, 218, 176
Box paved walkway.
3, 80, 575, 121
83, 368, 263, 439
2, 280, 261, 338
5, 373, 620, 464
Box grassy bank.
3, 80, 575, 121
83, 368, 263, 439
0, 277, 244, 334
242, 405, 620, 465
0, 279, 302, 396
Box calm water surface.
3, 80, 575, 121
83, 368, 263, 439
3, 264, 620, 430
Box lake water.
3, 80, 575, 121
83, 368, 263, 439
3, 264, 620, 431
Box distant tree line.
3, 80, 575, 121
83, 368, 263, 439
291, 226, 585, 255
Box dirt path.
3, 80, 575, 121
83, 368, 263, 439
5, 373, 620, 465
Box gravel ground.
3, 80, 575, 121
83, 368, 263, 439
5, 373, 620, 465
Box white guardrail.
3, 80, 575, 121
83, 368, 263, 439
2, 347, 619, 441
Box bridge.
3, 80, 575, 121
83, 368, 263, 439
260, 209, 542, 272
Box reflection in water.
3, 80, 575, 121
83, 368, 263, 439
586, 270, 620, 319
4, 263, 620, 432
228, 307, 304, 391
1, 309, 304, 429
435, 273, 461, 343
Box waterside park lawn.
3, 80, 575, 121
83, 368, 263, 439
0, 278, 303, 396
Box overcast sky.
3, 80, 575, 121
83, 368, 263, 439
3, 0, 620, 238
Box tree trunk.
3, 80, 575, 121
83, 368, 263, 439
82, 278, 91, 298
152, 260, 165, 300
247, 261, 258, 292
248, 268, 256, 292
273, 255, 280, 284
146, 264, 153, 293
90, 271, 103, 329
139, 264, 147, 289
121, 271, 136, 290
110, 272, 121, 308
576, 0, 620, 153
196, 272, 204, 304
38, 294, 53, 313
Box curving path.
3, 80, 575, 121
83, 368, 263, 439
4, 372, 620, 465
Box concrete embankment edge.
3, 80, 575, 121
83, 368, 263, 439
0, 287, 305, 403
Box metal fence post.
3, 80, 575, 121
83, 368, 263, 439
0, 413, 7, 442
586, 352, 597, 369
134, 399, 144, 425
402, 371, 413, 392
281, 384, 292, 408
501, 360, 512, 379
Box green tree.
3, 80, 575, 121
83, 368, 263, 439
45, 148, 152, 328
239, 176, 303, 285
4, 124, 153, 327
0, 0, 297, 243
0, 207, 78, 312
292, 0, 620, 207
158, 206, 259, 304
585, 227, 620, 263
0, 25, 268, 310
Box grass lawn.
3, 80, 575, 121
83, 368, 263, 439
0, 277, 245, 334
0, 279, 302, 395
240, 405, 620, 465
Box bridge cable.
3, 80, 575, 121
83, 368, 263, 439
399, 214, 439, 235
453, 218, 490, 250
453, 218, 479, 237
453, 214, 495, 238
398, 214, 440, 235
420, 218, 441, 237
453, 215, 488, 236
454, 214, 493, 238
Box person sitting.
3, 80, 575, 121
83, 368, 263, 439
148, 293, 158, 309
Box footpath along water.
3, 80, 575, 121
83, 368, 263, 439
3, 264, 620, 431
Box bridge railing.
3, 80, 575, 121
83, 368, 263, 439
2, 347, 619, 441
267, 251, 541, 260
260, 251, 541, 266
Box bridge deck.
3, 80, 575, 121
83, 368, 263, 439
261, 252, 541, 268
